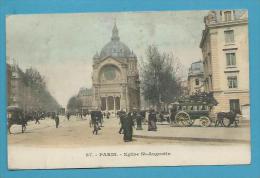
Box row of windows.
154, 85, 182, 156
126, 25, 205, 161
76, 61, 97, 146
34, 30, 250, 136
199, 76, 237, 89
224, 28, 238, 88
224, 28, 237, 67
177, 105, 208, 111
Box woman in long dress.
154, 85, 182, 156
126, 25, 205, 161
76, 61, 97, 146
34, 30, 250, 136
123, 112, 134, 142
148, 109, 157, 131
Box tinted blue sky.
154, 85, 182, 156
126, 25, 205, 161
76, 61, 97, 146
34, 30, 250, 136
6, 10, 208, 107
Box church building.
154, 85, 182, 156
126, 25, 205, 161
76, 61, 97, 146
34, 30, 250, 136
91, 24, 140, 112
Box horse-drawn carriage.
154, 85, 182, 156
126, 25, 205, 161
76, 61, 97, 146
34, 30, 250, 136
172, 92, 241, 127
174, 103, 213, 127
7, 106, 27, 134
173, 92, 218, 127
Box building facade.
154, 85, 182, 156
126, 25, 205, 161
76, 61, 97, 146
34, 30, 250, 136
77, 87, 94, 112
200, 10, 249, 114
7, 59, 60, 112
7, 61, 25, 108
187, 61, 204, 95
91, 24, 140, 112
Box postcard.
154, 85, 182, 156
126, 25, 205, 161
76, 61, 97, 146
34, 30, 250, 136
6, 10, 250, 169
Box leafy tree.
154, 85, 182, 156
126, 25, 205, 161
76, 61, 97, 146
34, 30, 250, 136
24, 67, 46, 89
22, 67, 59, 111
67, 96, 82, 112
140, 45, 184, 110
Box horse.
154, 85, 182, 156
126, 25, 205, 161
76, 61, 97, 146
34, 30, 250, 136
8, 112, 27, 134
215, 111, 239, 127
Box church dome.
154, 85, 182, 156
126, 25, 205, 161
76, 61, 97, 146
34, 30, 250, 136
99, 24, 135, 59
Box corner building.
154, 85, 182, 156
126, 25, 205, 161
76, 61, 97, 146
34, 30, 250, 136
200, 10, 249, 114
91, 24, 140, 112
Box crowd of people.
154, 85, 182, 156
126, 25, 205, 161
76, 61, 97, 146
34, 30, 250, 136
8, 105, 178, 142
78, 108, 165, 142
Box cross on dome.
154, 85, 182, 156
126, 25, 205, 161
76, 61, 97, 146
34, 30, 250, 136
111, 22, 120, 41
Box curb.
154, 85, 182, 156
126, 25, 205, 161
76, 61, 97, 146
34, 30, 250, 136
133, 135, 250, 144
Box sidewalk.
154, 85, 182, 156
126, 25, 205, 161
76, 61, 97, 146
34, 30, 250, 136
133, 121, 250, 144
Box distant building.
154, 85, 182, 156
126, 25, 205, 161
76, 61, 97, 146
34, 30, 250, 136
187, 61, 204, 95
200, 10, 249, 115
77, 87, 94, 113
7, 61, 27, 109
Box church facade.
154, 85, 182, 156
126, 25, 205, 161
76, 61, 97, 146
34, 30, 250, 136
91, 24, 140, 112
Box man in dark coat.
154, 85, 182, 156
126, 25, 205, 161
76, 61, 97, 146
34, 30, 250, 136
148, 109, 157, 131
118, 110, 126, 134
97, 110, 103, 127
170, 103, 178, 126
123, 112, 134, 142
66, 112, 71, 121
140, 111, 146, 123
91, 110, 100, 135
52, 112, 59, 128
35, 113, 40, 124
136, 112, 143, 130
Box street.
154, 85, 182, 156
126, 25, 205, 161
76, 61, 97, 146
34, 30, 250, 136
8, 115, 251, 169
8, 115, 185, 146
8, 115, 250, 146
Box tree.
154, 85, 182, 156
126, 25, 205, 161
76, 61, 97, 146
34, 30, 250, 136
24, 67, 46, 89
140, 45, 184, 110
22, 67, 59, 111
67, 96, 82, 112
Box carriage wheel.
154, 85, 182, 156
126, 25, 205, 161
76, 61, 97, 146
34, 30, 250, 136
175, 111, 191, 127
200, 116, 211, 127
222, 117, 231, 127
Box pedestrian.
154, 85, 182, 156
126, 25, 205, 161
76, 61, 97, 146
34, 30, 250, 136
170, 102, 178, 126
80, 112, 83, 119
90, 110, 95, 128
136, 112, 143, 130
123, 112, 134, 142
55, 113, 60, 128
35, 114, 40, 124
118, 110, 126, 134
93, 116, 99, 135
98, 111, 104, 127
91, 110, 100, 135
107, 111, 111, 119
66, 112, 70, 121
140, 110, 146, 123
148, 109, 157, 131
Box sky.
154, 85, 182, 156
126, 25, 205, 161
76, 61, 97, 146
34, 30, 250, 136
6, 10, 208, 107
